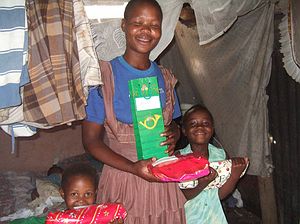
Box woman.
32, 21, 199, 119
82, 0, 186, 223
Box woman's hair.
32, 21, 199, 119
124, 0, 163, 20
182, 104, 214, 127
61, 163, 98, 190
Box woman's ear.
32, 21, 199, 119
121, 19, 126, 32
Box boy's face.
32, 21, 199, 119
60, 175, 96, 209
183, 109, 214, 145
121, 2, 162, 55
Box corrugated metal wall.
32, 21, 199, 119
267, 13, 300, 224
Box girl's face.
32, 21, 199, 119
121, 2, 162, 56
183, 109, 214, 146
60, 175, 96, 209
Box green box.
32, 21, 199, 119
128, 76, 168, 160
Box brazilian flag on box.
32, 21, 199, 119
128, 76, 168, 160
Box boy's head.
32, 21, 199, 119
60, 163, 98, 209
182, 104, 214, 145
46, 164, 64, 187
122, 0, 163, 55
47, 164, 64, 176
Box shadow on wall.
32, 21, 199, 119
0, 121, 85, 172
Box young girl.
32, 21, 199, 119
179, 104, 249, 224
82, 0, 186, 223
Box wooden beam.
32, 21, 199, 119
258, 175, 279, 224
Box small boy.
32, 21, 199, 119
56, 163, 125, 223
59, 163, 98, 209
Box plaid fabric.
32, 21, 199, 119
23, 0, 86, 126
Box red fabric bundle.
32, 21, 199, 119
45, 203, 127, 224
148, 153, 210, 182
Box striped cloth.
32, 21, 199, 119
0, 0, 29, 109
24, 0, 86, 126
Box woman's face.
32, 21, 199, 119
121, 2, 162, 56
183, 109, 214, 146
60, 175, 96, 209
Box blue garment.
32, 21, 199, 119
45, 173, 62, 187
179, 144, 228, 224
86, 56, 181, 124
0, 1, 29, 108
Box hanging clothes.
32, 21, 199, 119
0, 0, 37, 144
161, 3, 274, 176
278, 0, 300, 83
23, 0, 86, 126
90, 0, 271, 61
0, 0, 29, 109
289, 0, 300, 67
73, 0, 102, 98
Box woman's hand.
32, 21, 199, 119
131, 158, 161, 182
160, 121, 180, 156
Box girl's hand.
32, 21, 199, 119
181, 167, 217, 200
131, 158, 161, 182
198, 167, 218, 184
218, 157, 249, 200
230, 157, 249, 179
160, 121, 180, 156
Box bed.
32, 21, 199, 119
0, 153, 103, 223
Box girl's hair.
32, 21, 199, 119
182, 104, 214, 127
124, 0, 163, 20
61, 163, 98, 190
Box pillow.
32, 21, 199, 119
28, 179, 64, 216
28, 178, 62, 207
205, 159, 232, 189
178, 159, 249, 190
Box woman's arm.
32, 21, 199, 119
218, 157, 249, 200
181, 167, 217, 200
82, 120, 159, 182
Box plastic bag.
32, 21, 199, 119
148, 153, 210, 182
